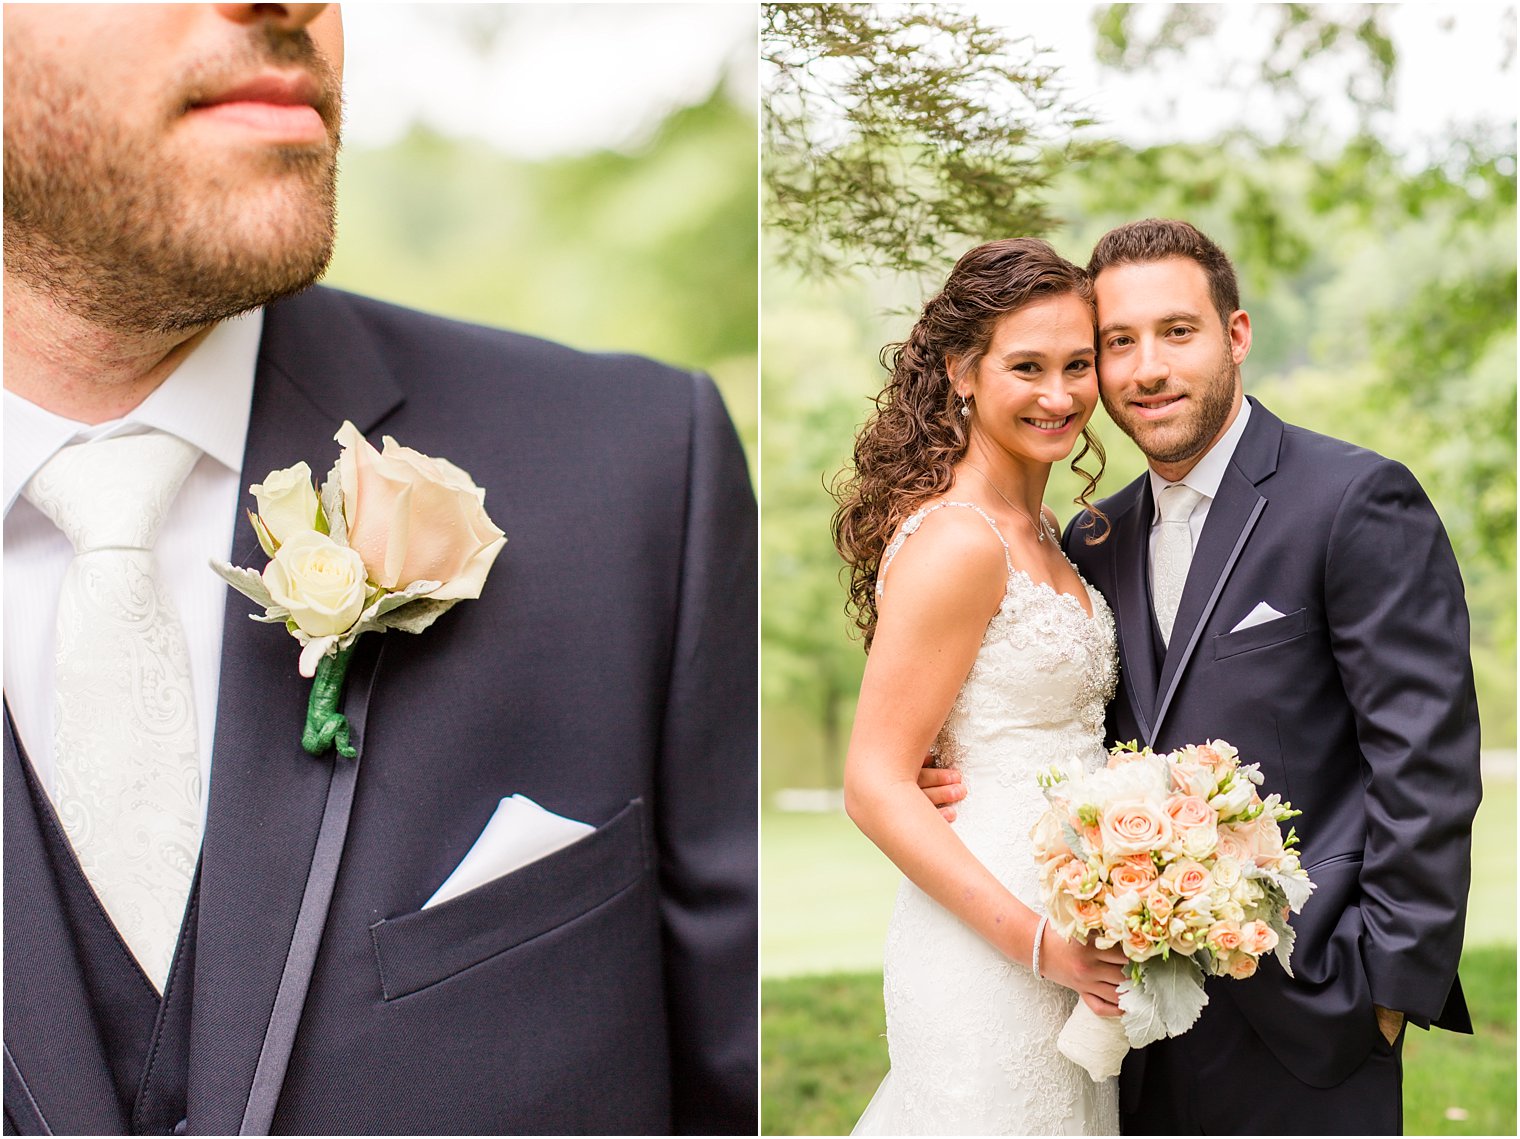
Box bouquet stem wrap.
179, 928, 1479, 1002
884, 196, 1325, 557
302, 644, 357, 758
1057, 1000, 1129, 1082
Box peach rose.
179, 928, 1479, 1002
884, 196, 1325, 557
1225, 951, 1259, 979
336, 421, 507, 601
1169, 761, 1215, 800
1109, 859, 1157, 895
1242, 920, 1279, 956
1162, 858, 1213, 899
1073, 898, 1104, 931
1234, 814, 1287, 868
1207, 920, 1244, 953
1143, 886, 1174, 924
1056, 859, 1103, 901
1098, 800, 1173, 856
1215, 826, 1251, 863
1123, 924, 1166, 962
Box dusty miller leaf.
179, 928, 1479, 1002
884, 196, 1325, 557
210, 560, 275, 610
1119, 953, 1208, 1049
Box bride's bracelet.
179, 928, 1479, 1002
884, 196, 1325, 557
1031, 914, 1049, 978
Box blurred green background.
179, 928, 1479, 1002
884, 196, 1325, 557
761, 4, 1515, 1134
322, 5, 757, 469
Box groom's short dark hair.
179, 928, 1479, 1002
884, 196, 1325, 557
1088, 218, 1240, 328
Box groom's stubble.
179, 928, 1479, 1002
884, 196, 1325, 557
3, 15, 343, 336
1099, 335, 1239, 468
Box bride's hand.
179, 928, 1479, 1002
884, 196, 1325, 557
915, 757, 964, 820
1037, 929, 1127, 1018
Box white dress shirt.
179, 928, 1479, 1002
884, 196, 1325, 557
4, 310, 262, 825
1146, 398, 1253, 575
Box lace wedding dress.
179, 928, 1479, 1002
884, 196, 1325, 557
853, 501, 1121, 1136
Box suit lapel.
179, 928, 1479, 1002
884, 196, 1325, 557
1151, 402, 1283, 742
3, 710, 127, 1136
1107, 481, 1160, 743
187, 290, 403, 1134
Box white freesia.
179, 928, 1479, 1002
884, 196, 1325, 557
250, 462, 321, 546
1208, 775, 1255, 819
262, 530, 369, 640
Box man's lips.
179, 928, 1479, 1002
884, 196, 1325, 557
1129, 393, 1186, 421
184, 72, 330, 141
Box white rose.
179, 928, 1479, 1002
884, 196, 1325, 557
263, 530, 369, 638
250, 462, 321, 546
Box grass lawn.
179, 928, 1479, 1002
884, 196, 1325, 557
762, 945, 1516, 1136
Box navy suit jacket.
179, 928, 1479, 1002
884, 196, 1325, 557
1064, 398, 1479, 1096
4, 287, 758, 1134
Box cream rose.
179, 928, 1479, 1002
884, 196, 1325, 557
1098, 800, 1173, 856
250, 462, 320, 546
263, 530, 369, 638
335, 421, 507, 601
1031, 812, 1073, 862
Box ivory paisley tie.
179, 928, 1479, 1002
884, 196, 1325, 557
23, 431, 203, 991
1152, 483, 1204, 647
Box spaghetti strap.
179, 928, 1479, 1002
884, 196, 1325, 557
876, 501, 1015, 598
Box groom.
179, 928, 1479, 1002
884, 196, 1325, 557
4, 4, 756, 1135
924, 218, 1480, 1134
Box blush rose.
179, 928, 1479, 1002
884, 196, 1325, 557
335, 421, 507, 601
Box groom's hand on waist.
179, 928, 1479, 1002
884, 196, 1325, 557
916, 758, 964, 820
1373, 1005, 1405, 1045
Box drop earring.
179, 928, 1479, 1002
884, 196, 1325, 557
959, 394, 971, 418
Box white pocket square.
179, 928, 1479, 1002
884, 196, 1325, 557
1230, 601, 1287, 634
422, 794, 595, 910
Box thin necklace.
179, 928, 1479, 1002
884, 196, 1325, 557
964, 464, 1054, 543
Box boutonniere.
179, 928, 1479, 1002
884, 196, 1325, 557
212, 421, 506, 757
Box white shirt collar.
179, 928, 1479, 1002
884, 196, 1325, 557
1148, 396, 1253, 516
4, 308, 262, 515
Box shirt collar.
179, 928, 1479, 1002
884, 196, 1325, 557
4, 308, 262, 515
1147, 396, 1253, 518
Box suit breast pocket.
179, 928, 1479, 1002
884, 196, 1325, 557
369, 798, 652, 1000
1212, 607, 1309, 661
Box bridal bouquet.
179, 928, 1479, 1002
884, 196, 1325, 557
1032, 740, 1315, 1081
212, 422, 506, 758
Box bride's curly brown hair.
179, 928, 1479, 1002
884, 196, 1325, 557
831, 237, 1109, 650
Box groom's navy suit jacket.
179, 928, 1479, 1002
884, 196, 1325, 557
1065, 399, 1479, 1109
4, 287, 758, 1135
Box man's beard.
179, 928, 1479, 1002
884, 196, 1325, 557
1101, 341, 1238, 466
3, 26, 341, 335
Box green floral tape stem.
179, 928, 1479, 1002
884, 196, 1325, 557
302, 644, 357, 758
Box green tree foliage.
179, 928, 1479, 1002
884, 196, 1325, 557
326, 83, 758, 466
763, 2, 1097, 278
763, 4, 1517, 783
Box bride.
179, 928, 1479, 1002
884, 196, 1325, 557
833, 238, 1125, 1135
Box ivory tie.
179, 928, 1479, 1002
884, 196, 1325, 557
23, 432, 203, 991
1152, 483, 1205, 646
